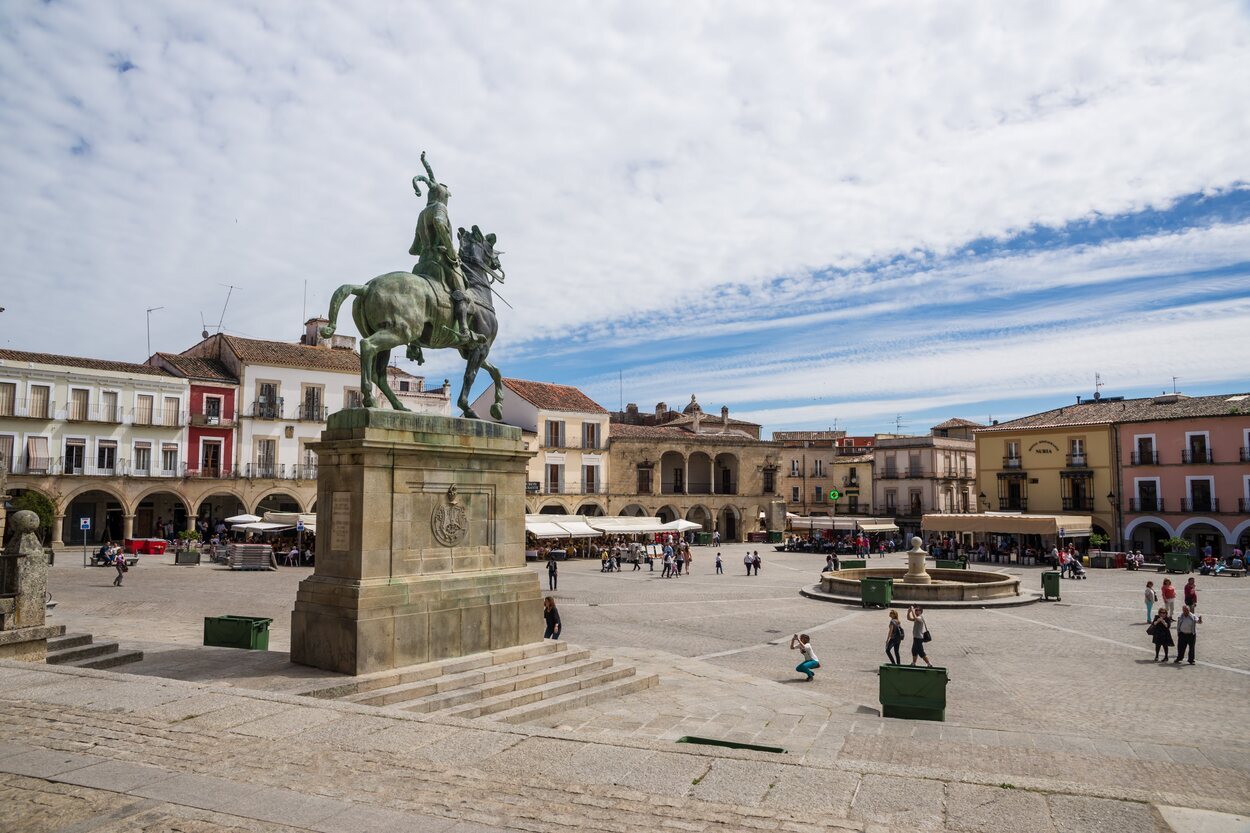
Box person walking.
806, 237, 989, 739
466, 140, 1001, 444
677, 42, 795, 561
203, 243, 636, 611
1144, 580, 1157, 624
907, 605, 933, 667
885, 609, 905, 665
683, 549, 692, 576
546, 556, 558, 591
632, 552, 641, 571
752, 551, 761, 576
1174, 605, 1201, 665
790, 633, 820, 681
744, 551, 753, 576
542, 597, 561, 640
713, 529, 721, 547
112, 552, 127, 587
661, 551, 672, 578
715, 552, 723, 574
1161, 578, 1177, 617
1183, 578, 1198, 613
1149, 608, 1173, 660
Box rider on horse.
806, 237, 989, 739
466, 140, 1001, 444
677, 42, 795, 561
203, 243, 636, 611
409, 152, 483, 346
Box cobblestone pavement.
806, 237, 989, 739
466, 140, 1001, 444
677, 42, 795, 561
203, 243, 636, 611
21, 545, 1250, 830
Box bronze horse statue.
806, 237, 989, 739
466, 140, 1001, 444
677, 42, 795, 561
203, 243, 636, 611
320, 224, 506, 420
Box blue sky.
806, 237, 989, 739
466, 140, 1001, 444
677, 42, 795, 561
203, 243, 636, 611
1, 1, 1248, 435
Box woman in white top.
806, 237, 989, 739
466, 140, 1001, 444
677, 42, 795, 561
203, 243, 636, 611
790, 633, 820, 681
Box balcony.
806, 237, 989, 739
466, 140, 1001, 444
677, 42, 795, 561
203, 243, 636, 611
0, 399, 56, 420
1003, 456, 1022, 469
580, 440, 602, 451
998, 498, 1028, 511
1241, 498, 1250, 513
291, 464, 319, 480
1129, 450, 1158, 465
1180, 498, 1219, 512
246, 462, 283, 479
1065, 454, 1090, 468
1062, 496, 1094, 511
880, 468, 899, 480
9, 457, 54, 475
1128, 498, 1163, 512
250, 401, 285, 420
133, 409, 185, 427
190, 412, 235, 428
298, 403, 327, 422
91, 404, 124, 423
1181, 449, 1213, 464
580, 481, 607, 494
186, 466, 237, 479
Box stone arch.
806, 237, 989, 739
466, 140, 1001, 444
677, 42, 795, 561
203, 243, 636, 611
59, 485, 131, 544
1175, 517, 1232, 541
656, 504, 680, 524
576, 502, 605, 517
57, 482, 130, 516
1230, 518, 1250, 545
253, 490, 306, 514
538, 502, 567, 515
714, 453, 739, 495
1124, 516, 1176, 541
1124, 518, 1172, 556
618, 503, 649, 517
660, 451, 686, 495
718, 505, 742, 542
196, 490, 248, 523
685, 504, 712, 532
688, 452, 713, 495
129, 484, 192, 517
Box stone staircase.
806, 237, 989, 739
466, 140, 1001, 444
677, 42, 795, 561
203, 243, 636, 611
298, 642, 657, 725
45, 632, 144, 670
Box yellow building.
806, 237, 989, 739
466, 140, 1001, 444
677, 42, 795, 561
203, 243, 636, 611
974, 404, 1119, 541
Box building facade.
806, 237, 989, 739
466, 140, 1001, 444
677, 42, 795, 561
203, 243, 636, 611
773, 431, 874, 516
874, 422, 980, 539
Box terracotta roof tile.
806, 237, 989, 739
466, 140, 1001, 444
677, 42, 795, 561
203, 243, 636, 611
608, 423, 689, 439
218, 335, 361, 373
155, 353, 237, 383
931, 417, 986, 430
0, 348, 170, 377
501, 378, 607, 414
977, 392, 1250, 432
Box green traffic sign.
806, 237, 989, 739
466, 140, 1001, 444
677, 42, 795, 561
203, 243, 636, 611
828, 488, 841, 501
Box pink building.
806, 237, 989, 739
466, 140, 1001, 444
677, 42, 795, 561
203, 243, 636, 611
1119, 393, 1250, 556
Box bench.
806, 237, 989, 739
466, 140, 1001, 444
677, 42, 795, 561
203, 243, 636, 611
1218, 569, 1245, 577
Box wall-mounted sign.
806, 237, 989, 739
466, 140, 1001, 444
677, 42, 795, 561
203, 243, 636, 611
1029, 440, 1059, 454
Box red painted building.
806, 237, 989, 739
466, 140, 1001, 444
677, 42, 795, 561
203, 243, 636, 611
150, 354, 238, 477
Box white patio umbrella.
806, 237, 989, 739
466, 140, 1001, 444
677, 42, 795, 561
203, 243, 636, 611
224, 514, 261, 525
661, 519, 703, 532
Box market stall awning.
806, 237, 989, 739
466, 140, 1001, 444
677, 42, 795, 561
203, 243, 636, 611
224, 514, 261, 525
263, 512, 316, 534
232, 522, 291, 532
525, 521, 571, 539
920, 513, 1093, 537
554, 520, 600, 538
586, 516, 671, 534
857, 522, 899, 533
661, 519, 702, 532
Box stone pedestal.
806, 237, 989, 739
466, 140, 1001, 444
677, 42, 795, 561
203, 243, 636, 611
0, 509, 60, 662
901, 536, 933, 585
290, 410, 543, 676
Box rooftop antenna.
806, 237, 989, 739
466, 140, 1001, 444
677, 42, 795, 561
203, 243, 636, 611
1094, 372, 1104, 400
199, 312, 210, 340
619, 369, 623, 413
215, 284, 239, 334
1172, 376, 1179, 394
895, 414, 905, 433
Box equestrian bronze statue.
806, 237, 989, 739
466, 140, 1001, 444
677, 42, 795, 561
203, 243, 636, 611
321, 153, 506, 420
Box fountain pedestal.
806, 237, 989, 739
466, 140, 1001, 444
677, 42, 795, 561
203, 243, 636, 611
901, 536, 933, 585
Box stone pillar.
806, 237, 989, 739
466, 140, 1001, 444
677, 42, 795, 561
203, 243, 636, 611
0, 510, 61, 661
291, 410, 543, 675
122, 514, 135, 540
185, 514, 196, 533
902, 536, 932, 585
51, 514, 65, 548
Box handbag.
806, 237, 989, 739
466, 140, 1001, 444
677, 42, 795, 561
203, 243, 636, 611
922, 629, 932, 643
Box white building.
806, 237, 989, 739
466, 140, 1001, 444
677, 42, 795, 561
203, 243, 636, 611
472, 378, 611, 515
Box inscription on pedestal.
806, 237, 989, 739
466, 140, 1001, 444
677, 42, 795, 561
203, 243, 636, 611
330, 492, 352, 552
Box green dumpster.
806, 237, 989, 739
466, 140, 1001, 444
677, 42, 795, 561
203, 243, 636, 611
879, 664, 948, 721
861, 577, 894, 607
697, 532, 713, 547
767, 530, 783, 544
1164, 552, 1191, 574
935, 559, 965, 570
204, 616, 272, 650
1041, 570, 1061, 601
841, 558, 867, 569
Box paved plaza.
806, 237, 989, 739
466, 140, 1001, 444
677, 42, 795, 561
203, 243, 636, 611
3, 544, 1249, 831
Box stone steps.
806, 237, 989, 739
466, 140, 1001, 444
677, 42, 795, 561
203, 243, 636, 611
492, 672, 659, 724
45, 633, 143, 671
300, 641, 658, 725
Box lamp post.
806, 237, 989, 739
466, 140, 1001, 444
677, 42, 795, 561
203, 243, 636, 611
145, 306, 164, 358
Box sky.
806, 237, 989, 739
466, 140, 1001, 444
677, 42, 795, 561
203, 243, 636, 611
1, 1, 1249, 435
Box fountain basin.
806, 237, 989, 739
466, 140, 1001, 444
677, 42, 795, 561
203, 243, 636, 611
806, 566, 1038, 607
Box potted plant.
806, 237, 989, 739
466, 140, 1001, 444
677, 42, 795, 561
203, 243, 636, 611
1161, 537, 1194, 574
1087, 533, 1113, 568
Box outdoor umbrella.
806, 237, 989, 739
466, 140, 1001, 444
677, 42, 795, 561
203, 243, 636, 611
224, 514, 261, 525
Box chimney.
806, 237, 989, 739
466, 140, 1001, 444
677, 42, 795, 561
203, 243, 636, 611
1076, 395, 1081, 404
692, 409, 702, 432
721, 405, 729, 429
304, 317, 329, 347
655, 402, 667, 420
626, 403, 638, 418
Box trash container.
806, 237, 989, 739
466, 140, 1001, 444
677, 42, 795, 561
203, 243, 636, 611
1164, 552, 1191, 574
697, 532, 713, 547
935, 559, 965, 570
860, 577, 893, 607
879, 664, 948, 721
204, 616, 272, 650
767, 530, 783, 544
1042, 571, 1061, 601
841, 558, 867, 569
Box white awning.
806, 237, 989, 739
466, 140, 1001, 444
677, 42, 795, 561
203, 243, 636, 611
233, 522, 290, 532
920, 513, 1094, 537
858, 522, 899, 533
586, 516, 671, 534
264, 512, 316, 533
225, 514, 261, 525
555, 520, 600, 538
526, 521, 571, 539
661, 519, 703, 532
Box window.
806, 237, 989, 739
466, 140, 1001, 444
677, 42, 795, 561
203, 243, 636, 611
791, 486, 800, 502
135, 394, 154, 425
26, 436, 50, 473
65, 438, 86, 473
344, 388, 362, 409
29, 385, 50, 419
848, 466, 858, 485
636, 466, 652, 493
813, 459, 824, 477
1005, 440, 1021, 468
544, 420, 565, 448
1135, 479, 1159, 512
545, 463, 563, 493
908, 453, 922, 477
203, 395, 223, 420
908, 489, 923, 515
1185, 432, 1211, 464
68, 388, 88, 421
161, 443, 179, 475
398, 380, 410, 392
763, 470, 775, 494
0, 382, 14, 416
790, 459, 800, 476
1188, 478, 1214, 512
301, 385, 324, 421
201, 440, 223, 476
885, 489, 897, 511
133, 442, 151, 475
256, 440, 277, 477
848, 496, 860, 513
0, 434, 13, 472
1069, 437, 1086, 467
101, 390, 118, 422
1134, 435, 1156, 465
583, 464, 599, 493
163, 396, 181, 426
814, 485, 824, 503
97, 440, 117, 473
582, 423, 600, 450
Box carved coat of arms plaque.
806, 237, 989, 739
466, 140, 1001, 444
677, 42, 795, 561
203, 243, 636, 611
431, 484, 468, 547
